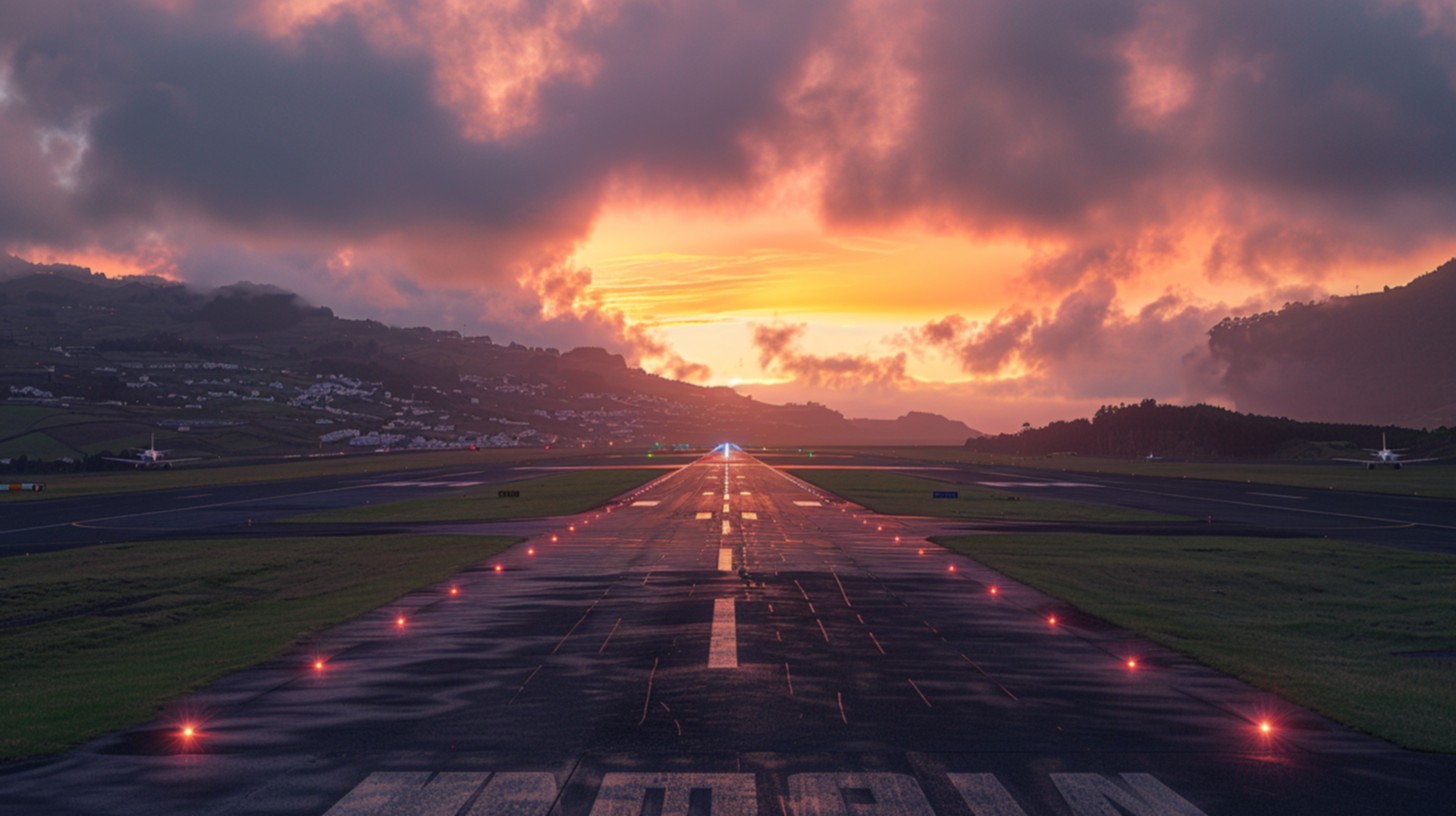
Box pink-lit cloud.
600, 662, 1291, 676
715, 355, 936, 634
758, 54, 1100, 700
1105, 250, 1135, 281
753, 321, 908, 390
2, 0, 1456, 426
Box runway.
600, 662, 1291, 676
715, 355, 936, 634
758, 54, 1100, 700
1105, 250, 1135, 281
0, 456, 688, 555
1, 449, 1452, 814
771, 452, 1456, 554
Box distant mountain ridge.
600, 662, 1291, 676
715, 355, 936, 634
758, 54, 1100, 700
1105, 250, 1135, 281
1206, 259, 1456, 429
0, 257, 979, 462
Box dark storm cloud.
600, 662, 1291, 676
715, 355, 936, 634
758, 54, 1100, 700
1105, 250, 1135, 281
4, 3, 591, 244
0, 0, 835, 256
2, 0, 1456, 388
811, 0, 1456, 285
907, 280, 1230, 399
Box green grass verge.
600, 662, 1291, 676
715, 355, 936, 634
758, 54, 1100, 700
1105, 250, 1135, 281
287, 468, 664, 523
935, 532, 1456, 753
0, 448, 577, 501
827, 446, 1456, 500
0, 533, 518, 760
788, 468, 1185, 522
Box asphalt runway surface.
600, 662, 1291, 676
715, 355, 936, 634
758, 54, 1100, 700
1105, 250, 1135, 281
766, 452, 1456, 554
0, 456, 687, 555
2, 449, 1453, 814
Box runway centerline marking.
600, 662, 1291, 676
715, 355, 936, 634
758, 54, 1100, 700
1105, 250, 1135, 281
718, 548, 734, 571
708, 598, 738, 668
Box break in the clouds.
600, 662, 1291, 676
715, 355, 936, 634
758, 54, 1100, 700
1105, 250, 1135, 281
2, 0, 1456, 428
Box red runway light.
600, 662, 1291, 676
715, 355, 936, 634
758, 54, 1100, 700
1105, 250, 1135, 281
493, 564, 504, 572
1048, 615, 1058, 626
527, 547, 536, 556
181, 725, 195, 738
918, 548, 925, 556
989, 585, 999, 596
1126, 658, 1138, 670
395, 615, 406, 627
877, 525, 883, 532
947, 564, 956, 572
568, 525, 576, 532
314, 658, 325, 671
551, 535, 559, 543
1259, 720, 1273, 735
894, 536, 901, 543
449, 585, 460, 596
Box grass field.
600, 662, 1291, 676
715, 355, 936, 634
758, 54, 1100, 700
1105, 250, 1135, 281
287, 468, 664, 523
934, 532, 1456, 753
0, 533, 519, 760
0, 447, 576, 501
787, 468, 1186, 523
825, 446, 1456, 499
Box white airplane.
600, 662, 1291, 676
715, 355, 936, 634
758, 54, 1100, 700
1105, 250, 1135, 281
103, 434, 201, 469
1144, 453, 1163, 461
1332, 433, 1437, 470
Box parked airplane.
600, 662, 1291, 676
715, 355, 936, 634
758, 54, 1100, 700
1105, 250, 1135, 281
102, 434, 201, 469
1332, 433, 1437, 470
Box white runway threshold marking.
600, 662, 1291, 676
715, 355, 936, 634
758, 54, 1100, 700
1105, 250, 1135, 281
741, 511, 758, 520
722, 520, 733, 535
696, 511, 713, 520
631, 500, 661, 507
709, 598, 738, 668
324, 770, 1209, 816
718, 548, 735, 571
793, 500, 822, 507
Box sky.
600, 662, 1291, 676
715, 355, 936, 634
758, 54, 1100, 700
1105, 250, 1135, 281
3, 0, 1456, 433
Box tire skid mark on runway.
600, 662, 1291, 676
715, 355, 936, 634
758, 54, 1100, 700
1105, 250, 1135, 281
509, 665, 543, 704
638, 657, 659, 726
908, 678, 933, 708
598, 617, 622, 654
961, 653, 1020, 701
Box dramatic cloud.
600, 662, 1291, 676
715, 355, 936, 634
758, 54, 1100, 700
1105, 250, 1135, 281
753, 321, 908, 390
2, 0, 1455, 428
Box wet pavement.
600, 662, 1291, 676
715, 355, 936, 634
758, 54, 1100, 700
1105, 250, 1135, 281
2, 449, 1452, 814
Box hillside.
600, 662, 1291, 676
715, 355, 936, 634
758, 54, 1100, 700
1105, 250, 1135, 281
1206, 259, 1456, 428
0, 259, 978, 465
965, 400, 1455, 460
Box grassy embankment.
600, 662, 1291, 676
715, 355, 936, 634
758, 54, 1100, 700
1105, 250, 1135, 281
0, 467, 663, 760
786, 467, 1186, 523
794, 466, 1456, 753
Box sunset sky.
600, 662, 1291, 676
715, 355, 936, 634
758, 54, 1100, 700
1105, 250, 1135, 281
3, 0, 1456, 431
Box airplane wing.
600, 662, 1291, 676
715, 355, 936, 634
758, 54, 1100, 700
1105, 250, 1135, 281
1331, 458, 1373, 464
1396, 457, 1439, 464
101, 456, 141, 464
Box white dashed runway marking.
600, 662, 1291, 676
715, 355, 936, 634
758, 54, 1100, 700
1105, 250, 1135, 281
708, 598, 738, 668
